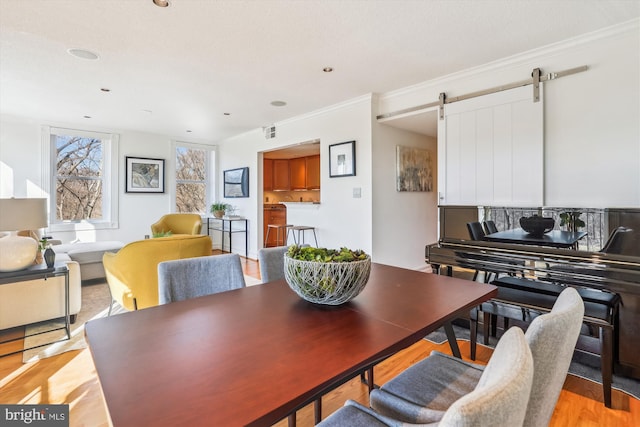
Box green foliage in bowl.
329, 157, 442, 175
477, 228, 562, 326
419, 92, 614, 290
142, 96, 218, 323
284, 245, 371, 305
286, 245, 368, 263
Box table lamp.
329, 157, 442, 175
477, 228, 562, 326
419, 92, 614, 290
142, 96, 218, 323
0, 198, 48, 272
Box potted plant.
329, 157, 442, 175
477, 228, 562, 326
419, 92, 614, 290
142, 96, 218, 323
210, 202, 229, 219
559, 211, 586, 232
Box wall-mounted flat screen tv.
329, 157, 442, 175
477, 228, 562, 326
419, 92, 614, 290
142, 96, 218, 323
224, 167, 249, 198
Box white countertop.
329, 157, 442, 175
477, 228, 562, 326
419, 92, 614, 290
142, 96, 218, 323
280, 202, 320, 209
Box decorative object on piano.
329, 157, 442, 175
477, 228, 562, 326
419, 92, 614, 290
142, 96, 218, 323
559, 211, 585, 232
210, 202, 230, 219
396, 145, 433, 192
284, 245, 371, 305
520, 214, 555, 237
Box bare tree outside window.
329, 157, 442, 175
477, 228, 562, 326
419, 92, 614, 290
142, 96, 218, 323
176, 146, 206, 213
54, 135, 104, 221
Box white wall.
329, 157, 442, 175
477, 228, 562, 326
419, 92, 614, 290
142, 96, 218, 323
0, 114, 215, 244
217, 96, 374, 260
378, 20, 640, 208
2, 20, 636, 269
372, 121, 438, 271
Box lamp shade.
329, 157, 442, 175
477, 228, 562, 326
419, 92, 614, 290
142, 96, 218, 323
0, 198, 48, 231
0, 198, 48, 272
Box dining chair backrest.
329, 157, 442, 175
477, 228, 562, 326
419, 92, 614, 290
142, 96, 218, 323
439, 327, 533, 426
522, 286, 584, 427
317, 327, 533, 427
600, 226, 633, 255
257, 246, 289, 283
157, 254, 246, 304
483, 220, 498, 235
466, 222, 486, 240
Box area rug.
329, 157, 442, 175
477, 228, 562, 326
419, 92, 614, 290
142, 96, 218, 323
22, 275, 262, 362
425, 324, 640, 401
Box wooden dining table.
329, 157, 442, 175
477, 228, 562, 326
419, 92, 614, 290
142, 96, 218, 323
85, 263, 497, 427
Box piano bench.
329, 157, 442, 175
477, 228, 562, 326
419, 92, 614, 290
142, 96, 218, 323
470, 278, 620, 408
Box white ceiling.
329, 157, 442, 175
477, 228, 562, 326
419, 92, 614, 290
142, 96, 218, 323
1, 0, 638, 142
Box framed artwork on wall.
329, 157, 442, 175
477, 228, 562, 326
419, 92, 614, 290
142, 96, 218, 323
223, 167, 249, 197
329, 140, 356, 178
396, 146, 433, 192
125, 156, 165, 193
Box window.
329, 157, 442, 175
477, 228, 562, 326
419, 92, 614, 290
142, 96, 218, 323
43, 127, 118, 230
174, 142, 216, 214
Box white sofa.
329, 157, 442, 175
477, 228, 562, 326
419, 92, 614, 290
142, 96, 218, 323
0, 255, 81, 330
52, 240, 124, 281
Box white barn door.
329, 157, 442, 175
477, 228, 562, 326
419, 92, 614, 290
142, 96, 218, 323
437, 84, 543, 206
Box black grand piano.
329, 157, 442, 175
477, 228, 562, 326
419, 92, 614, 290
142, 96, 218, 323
427, 206, 640, 381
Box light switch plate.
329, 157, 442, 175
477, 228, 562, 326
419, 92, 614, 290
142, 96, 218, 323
353, 187, 361, 198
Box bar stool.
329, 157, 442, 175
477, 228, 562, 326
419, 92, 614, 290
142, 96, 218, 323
290, 225, 318, 247
265, 224, 294, 247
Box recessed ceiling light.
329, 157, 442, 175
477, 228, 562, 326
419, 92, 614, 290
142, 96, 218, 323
323, 67, 334, 72
153, 0, 170, 7
223, 112, 231, 116
67, 48, 99, 60
83, 115, 92, 119
141, 109, 153, 114
100, 88, 110, 92
186, 130, 192, 133
270, 101, 287, 107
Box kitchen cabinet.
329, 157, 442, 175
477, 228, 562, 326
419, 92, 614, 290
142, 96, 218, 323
289, 157, 306, 190
263, 206, 287, 247
305, 155, 320, 190
273, 159, 290, 191
263, 159, 273, 191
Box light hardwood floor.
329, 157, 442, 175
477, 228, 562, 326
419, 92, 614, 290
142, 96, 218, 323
1, 255, 638, 426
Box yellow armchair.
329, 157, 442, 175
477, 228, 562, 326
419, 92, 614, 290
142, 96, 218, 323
151, 213, 203, 236
103, 234, 212, 311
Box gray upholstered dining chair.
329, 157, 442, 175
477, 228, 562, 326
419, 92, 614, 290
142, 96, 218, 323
317, 327, 533, 427
257, 245, 289, 283
157, 254, 246, 304
368, 287, 584, 427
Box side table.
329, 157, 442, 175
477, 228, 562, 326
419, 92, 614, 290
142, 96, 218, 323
0, 262, 70, 357
207, 217, 248, 258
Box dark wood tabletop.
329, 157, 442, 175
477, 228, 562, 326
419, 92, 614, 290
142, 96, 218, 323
85, 263, 497, 427
484, 228, 587, 248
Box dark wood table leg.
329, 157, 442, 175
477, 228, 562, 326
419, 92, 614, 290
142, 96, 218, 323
443, 321, 461, 358
314, 398, 322, 424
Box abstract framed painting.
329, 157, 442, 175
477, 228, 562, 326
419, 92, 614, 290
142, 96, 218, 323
396, 146, 433, 192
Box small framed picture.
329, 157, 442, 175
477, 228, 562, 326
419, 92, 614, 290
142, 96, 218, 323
223, 167, 249, 198
329, 140, 356, 178
125, 156, 165, 193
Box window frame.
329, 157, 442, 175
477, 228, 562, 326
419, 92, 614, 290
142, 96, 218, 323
42, 126, 119, 232
171, 141, 217, 215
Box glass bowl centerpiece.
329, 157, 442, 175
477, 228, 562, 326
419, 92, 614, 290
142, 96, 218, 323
284, 245, 371, 305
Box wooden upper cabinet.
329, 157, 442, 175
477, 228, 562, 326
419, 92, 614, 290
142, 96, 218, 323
290, 157, 307, 190
272, 159, 290, 191
263, 158, 274, 191
305, 155, 320, 190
